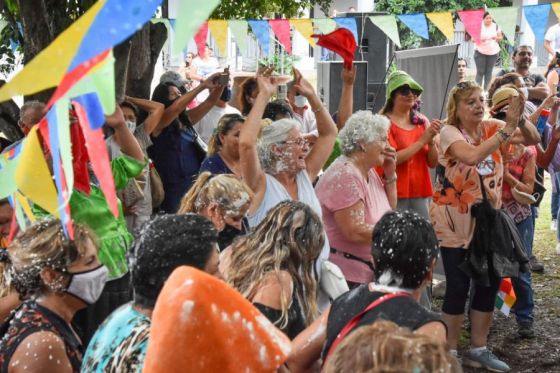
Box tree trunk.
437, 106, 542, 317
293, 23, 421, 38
125, 22, 168, 99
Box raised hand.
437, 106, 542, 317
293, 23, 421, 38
341, 65, 357, 86
292, 68, 316, 98
505, 94, 526, 128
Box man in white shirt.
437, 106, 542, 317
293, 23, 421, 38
194, 85, 240, 144
287, 82, 319, 144
545, 23, 560, 57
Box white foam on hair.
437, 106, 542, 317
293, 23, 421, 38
339, 111, 389, 156
257, 118, 298, 173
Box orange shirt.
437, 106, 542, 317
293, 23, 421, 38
388, 121, 433, 198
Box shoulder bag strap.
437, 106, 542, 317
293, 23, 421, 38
323, 292, 410, 365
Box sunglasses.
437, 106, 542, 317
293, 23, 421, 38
395, 85, 421, 96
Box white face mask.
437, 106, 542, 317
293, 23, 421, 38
125, 120, 137, 133
293, 95, 307, 108
65, 265, 109, 305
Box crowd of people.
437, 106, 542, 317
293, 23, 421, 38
0, 41, 559, 373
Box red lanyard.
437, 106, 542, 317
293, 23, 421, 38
323, 292, 410, 365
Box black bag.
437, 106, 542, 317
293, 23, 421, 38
459, 174, 530, 286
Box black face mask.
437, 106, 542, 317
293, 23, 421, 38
220, 87, 232, 102
217, 218, 248, 251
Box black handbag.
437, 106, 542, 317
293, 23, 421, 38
459, 174, 529, 286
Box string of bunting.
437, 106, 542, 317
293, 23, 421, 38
163, 3, 557, 56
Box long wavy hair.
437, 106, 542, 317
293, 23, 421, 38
228, 200, 324, 328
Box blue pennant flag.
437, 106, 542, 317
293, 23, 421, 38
248, 20, 271, 55
523, 4, 551, 44
398, 13, 429, 40
334, 17, 358, 43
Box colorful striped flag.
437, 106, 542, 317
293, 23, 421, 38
495, 277, 516, 316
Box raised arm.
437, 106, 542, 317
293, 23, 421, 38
239, 70, 280, 202
292, 68, 337, 180
186, 85, 224, 124
336, 66, 356, 130
154, 73, 221, 136
448, 97, 524, 166
106, 106, 144, 162
124, 95, 164, 135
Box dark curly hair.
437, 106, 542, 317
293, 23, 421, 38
130, 214, 218, 308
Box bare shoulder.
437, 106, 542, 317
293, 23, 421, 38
10, 331, 73, 373
251, 270, 294, 309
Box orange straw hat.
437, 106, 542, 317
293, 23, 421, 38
143, 266, 291, 373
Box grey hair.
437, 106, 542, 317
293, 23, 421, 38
339, 111, 390, 156
19, 100, 45, 119
257, 118, 298, 172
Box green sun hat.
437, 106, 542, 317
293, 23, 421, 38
386, 70, 424, 100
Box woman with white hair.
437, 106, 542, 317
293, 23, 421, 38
238, 69, 337, 294
315, 111, 397, 287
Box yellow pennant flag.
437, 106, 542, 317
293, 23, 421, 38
553, 3, 560, 20
15, 191, 36, 223
0, 0, 106, 102
208, 20, 229, 56
426, 12, 455, 43
15, 127, 59, 217
290, 19, 316, 47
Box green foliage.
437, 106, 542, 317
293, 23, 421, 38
212, 0, 333, 19
258, 53, 300, 75
375, 0, 501, 50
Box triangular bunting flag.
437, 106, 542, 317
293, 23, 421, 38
523, 4, 552, 44
228, 20, 249, 57
15, 126, 59, 217
313, 18, 337, 34
248, 20, 271, 55
173, 0, 220, 55
73, 97, 119, 217
398, 13, 429, 40
269, 19, 292, 54
426, 12, 454, 42
488, 7, 519, 45
369, 15, 401, 48
194, 22, 209, 57
290, 19, 316, 47
208, 20, 228, 56
67, 0, 160, 71
457, 9, 485, 44
553, 3, 560, 20
0, 145, 21, 199
334, 17, 358, 43
0, 0, 104, 102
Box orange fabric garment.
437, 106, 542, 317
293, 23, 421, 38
430, 121, 504, 249
388, 121, 433, 198
143, 266, 291, 373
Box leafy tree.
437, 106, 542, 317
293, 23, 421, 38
375, 0, 502, 50
213, 0, 333, 19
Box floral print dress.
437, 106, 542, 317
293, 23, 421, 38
430, 120, 504, 249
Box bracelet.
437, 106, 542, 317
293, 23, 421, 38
312, 106, 324, 114
383, 175, 397, 185
497, 129, 511, 143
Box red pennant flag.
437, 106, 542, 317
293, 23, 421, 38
457, 9, 485, 44
73, 100, 119, 217
269, 19, 292, 54
312, 28, 356, 69
70, 118, 91, 195
47, 49, 111, 108
194, 22, 209, 57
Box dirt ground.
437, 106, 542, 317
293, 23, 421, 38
434, 176, 560, 372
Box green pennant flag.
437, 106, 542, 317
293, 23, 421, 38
0, 20, 8, 34
0, 154, 20, 199
65, 52, 115, 114
369, 15, 401, 48
313, 18, 336, 34
55, 98, 73, 192
488, 7, 519, 45
173, 0, 220, 55
228, 20, 248, 57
